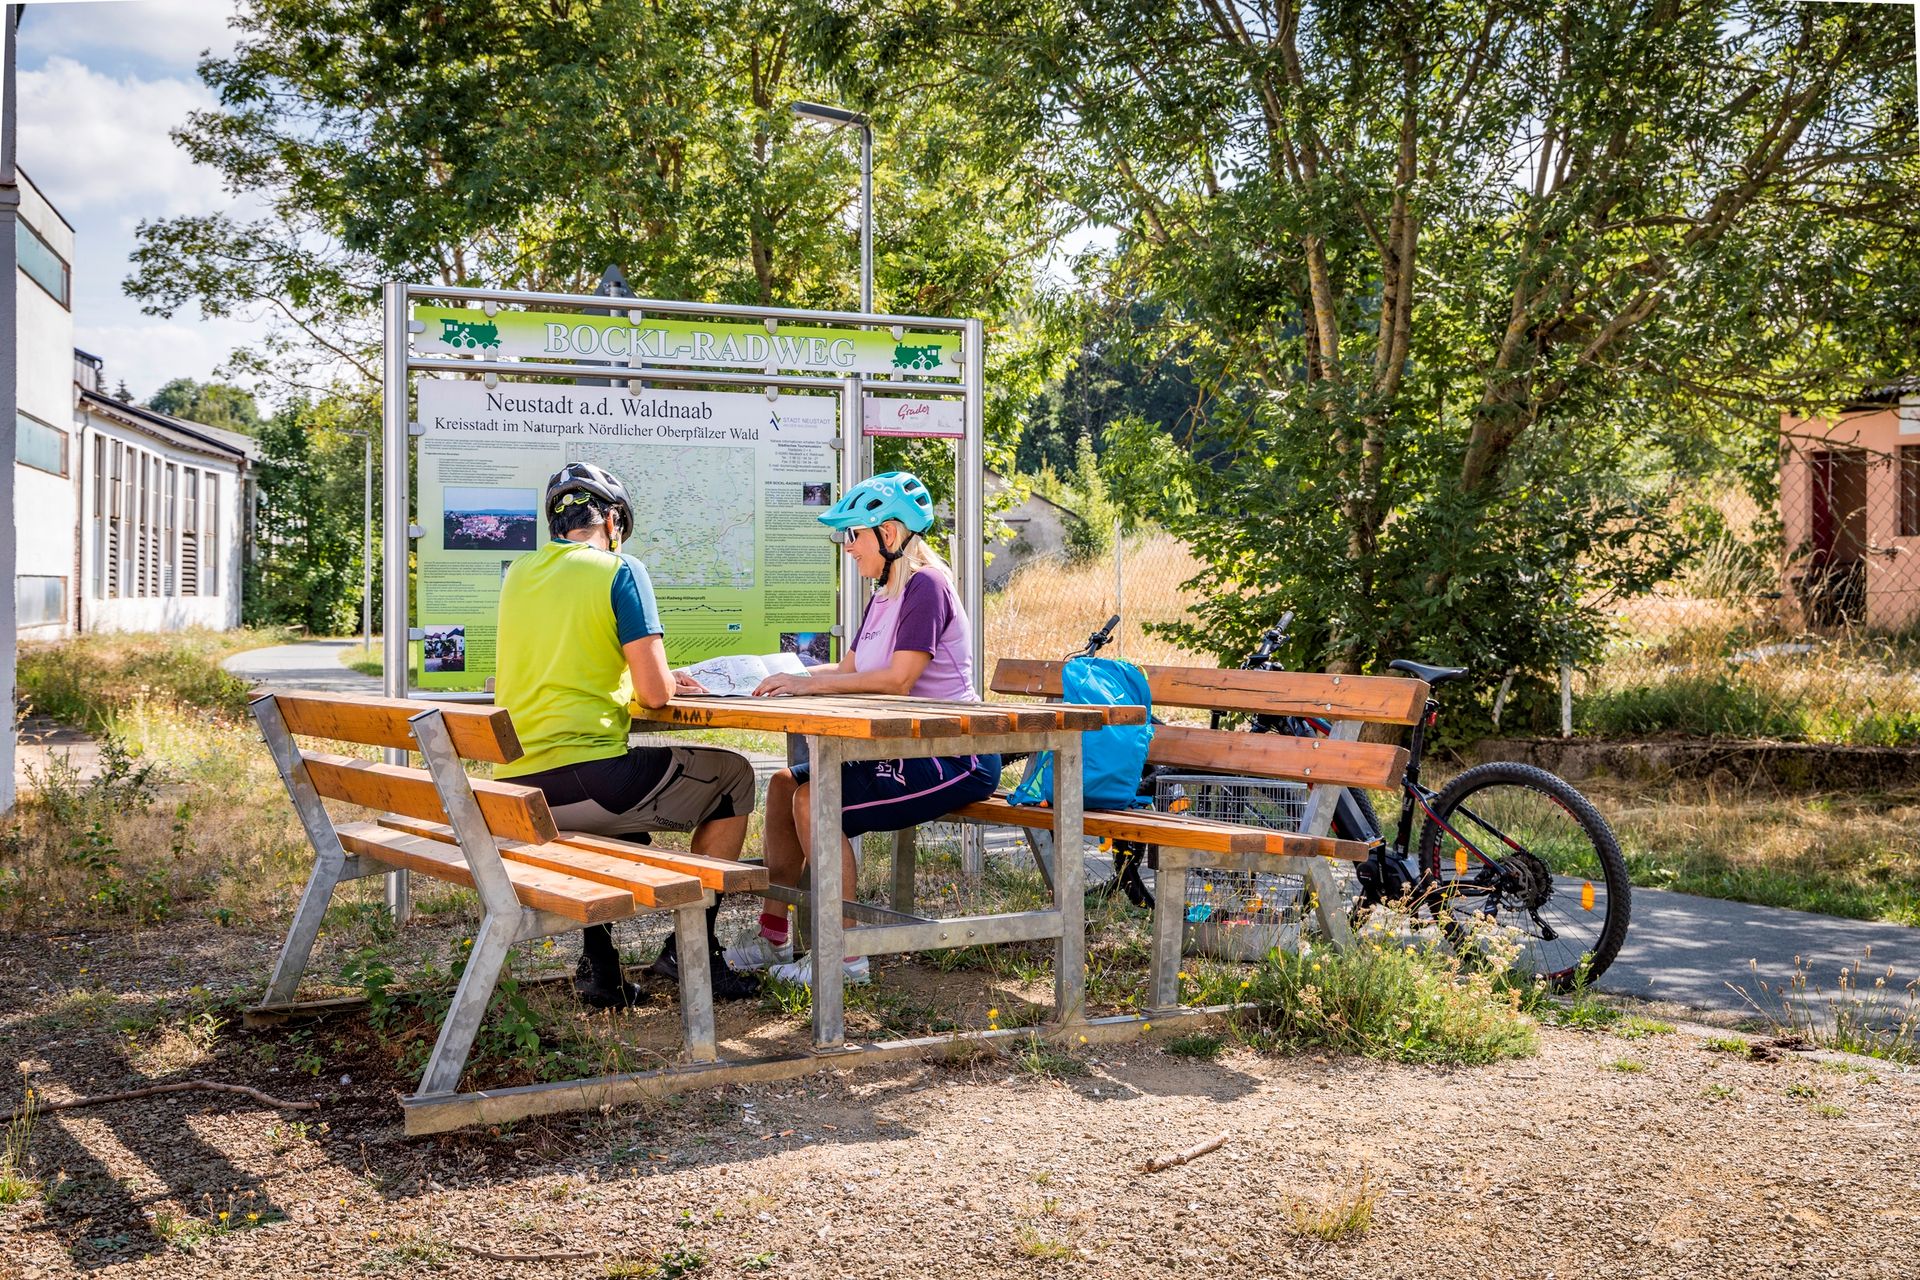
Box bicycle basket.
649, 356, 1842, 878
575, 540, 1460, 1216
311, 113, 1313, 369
1154, 773, 1314, 960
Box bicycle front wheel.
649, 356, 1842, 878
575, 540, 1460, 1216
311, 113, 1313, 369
1416, 762, 1630, 989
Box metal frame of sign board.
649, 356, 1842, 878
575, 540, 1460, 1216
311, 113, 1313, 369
380, 281, 984, 919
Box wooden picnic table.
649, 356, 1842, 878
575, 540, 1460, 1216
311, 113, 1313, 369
631, 693, 1145, 1049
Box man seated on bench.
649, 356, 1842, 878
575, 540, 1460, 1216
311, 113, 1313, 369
496, 461, 761, 1009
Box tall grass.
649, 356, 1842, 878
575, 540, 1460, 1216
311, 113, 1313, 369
1577, 603, 1920, 746
17, 628, 290, 729
985, 531, 1212, 671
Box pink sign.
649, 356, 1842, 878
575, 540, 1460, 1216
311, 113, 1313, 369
863, 395, 965, 439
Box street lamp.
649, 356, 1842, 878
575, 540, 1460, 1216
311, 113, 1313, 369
791, 99, 872, 315
342, 429, 373, 656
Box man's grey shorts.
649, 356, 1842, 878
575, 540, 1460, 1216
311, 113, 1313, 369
518, 745, 756, 838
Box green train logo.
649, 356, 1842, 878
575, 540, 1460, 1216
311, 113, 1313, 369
891, 343, 945, 372
439, 318, 501, 349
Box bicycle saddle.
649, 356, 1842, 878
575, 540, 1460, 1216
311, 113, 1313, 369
1387, 658, 1469, 686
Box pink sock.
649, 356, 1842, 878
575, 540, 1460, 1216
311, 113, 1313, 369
759, 910, 789, 945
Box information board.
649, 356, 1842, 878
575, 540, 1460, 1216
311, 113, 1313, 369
413, 378, 840, 689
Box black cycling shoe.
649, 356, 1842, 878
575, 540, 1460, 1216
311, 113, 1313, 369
573, 954, 648, 1010
648, 936, 762, 1001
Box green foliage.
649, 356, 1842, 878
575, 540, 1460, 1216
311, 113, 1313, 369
127, 0, 1067, 485
17, 629, 268, 729
1027, 432, 1120, 561
246, 396, 380, 634
1224, 938, 1539, 1066
854, 0, 1920, 693
146, 379, 262, 436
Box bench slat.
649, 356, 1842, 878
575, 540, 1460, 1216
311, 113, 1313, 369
1148, 724, 1407, 790
301, 752, 559, 846
378, 816, 768, 894
335, 822, 634, 923
264, 691, 522, 763
991, 660, 1428, 725
951, 796, 1366, 862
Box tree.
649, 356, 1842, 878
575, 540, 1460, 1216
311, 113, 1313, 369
246, 394, 380, 634
125, 0, 1071, 472
848, 0, 1920, 692
147, 378, 262, 435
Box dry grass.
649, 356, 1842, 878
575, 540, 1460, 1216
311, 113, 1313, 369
985, 530, 1212, 671
1285, 1171, 1381, 1242
1584, 775, 1920, 924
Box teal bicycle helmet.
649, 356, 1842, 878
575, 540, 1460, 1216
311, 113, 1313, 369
818, 471, 936, 534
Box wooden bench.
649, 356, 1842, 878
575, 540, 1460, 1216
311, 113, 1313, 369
249, 690, 767, 1118
952, 660, 1428, 1013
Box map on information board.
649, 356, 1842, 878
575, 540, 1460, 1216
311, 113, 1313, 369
412, 379, 839, 690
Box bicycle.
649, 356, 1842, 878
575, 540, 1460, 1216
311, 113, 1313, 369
1075, 611, 1632, 989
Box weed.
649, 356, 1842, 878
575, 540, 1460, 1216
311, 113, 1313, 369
1705, 1036, 1750, 1054
760, 975, 811, 1020
1617, 1016, 1675, 1040
1234, 933, 1538, 1066
0, 1075, 37, 1206
654, 1245, 709, 1277
1286, 1171, 1380, 1242
1813, 1102, 1847, 1118
1784, 1082, 1818, 1099
1735, 949, 1920, 1064
1701, 1083, 1736, 1100
1009, 1035, 1087, 1080
740, 1252, 778, 1272
1164, 1032, 1225, 1060
1013, 1224, 1073, 1260
1605, 1058, 1646, 1073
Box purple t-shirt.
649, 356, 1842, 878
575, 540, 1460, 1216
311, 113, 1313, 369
853, 569, 977, 701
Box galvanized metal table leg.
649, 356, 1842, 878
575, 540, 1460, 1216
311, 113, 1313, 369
252, 695, 350, 1004
416, 911, 515, 1097
675, 899, 717, 1063
890, 827, 917, 916
1052, 731, 1086, 1025
807, 735, 848, 1050
1148, 851, 1190, 1013
1296, 723, 1361, 951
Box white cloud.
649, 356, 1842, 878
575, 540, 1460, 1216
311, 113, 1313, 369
75, 316, 263, 404
17, 56, 229, 218
20, 0, 241, 73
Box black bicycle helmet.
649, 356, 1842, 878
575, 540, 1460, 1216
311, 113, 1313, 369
545, 461, 633, 541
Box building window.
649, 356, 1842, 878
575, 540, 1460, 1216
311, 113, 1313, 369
16, 218, 70, 307
181, 468, 201, 596
16, 411, 67, 475
1902, 446, 1920, 538
204, 473, 221, 597
17, 575, 65, 628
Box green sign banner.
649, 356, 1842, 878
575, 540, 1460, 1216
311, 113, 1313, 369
412, 378, 841, 690
414, 305, 961, 378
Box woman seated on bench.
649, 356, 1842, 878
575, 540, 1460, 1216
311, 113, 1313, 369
725, 471, 1000, 987
496, 462, 762, 1009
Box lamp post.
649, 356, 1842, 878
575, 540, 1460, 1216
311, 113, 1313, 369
342, 428, 373, 655
790, 99, 872, 315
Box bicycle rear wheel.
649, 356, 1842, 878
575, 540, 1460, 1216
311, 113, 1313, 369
1415, 762, 1630, 989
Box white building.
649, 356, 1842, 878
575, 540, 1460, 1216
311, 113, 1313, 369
12, 167, 76, 639
72, 354, 253, 633
10, 170, 254, 641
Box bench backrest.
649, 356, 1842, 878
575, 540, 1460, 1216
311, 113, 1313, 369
989, 659, 1425, 791
254, 691, 558, 846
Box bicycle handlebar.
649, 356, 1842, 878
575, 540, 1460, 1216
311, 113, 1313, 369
1242, 610, 1295, 670
1073, 614, 1122, 659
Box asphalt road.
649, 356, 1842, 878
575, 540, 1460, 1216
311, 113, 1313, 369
221, 639, 383, 693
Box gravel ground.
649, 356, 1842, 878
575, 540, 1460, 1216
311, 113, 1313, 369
2, 922, 1916, 1279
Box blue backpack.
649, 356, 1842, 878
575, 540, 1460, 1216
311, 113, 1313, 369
1008, 656, 1155, 810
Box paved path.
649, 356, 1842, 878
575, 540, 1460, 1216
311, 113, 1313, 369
1598, 884, 1920, 1023
222, 640, 382, 693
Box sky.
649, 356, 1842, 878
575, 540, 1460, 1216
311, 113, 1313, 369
15, 0, 254, 403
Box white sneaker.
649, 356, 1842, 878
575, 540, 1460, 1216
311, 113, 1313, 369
722, 932, 794, 972
770, 953, 871, 986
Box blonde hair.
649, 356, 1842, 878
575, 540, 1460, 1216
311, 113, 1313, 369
880, 520, 952, 600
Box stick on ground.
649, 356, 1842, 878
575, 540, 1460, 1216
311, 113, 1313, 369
1138, 1132, 1231, 1173
1, 1080, 320, 1124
